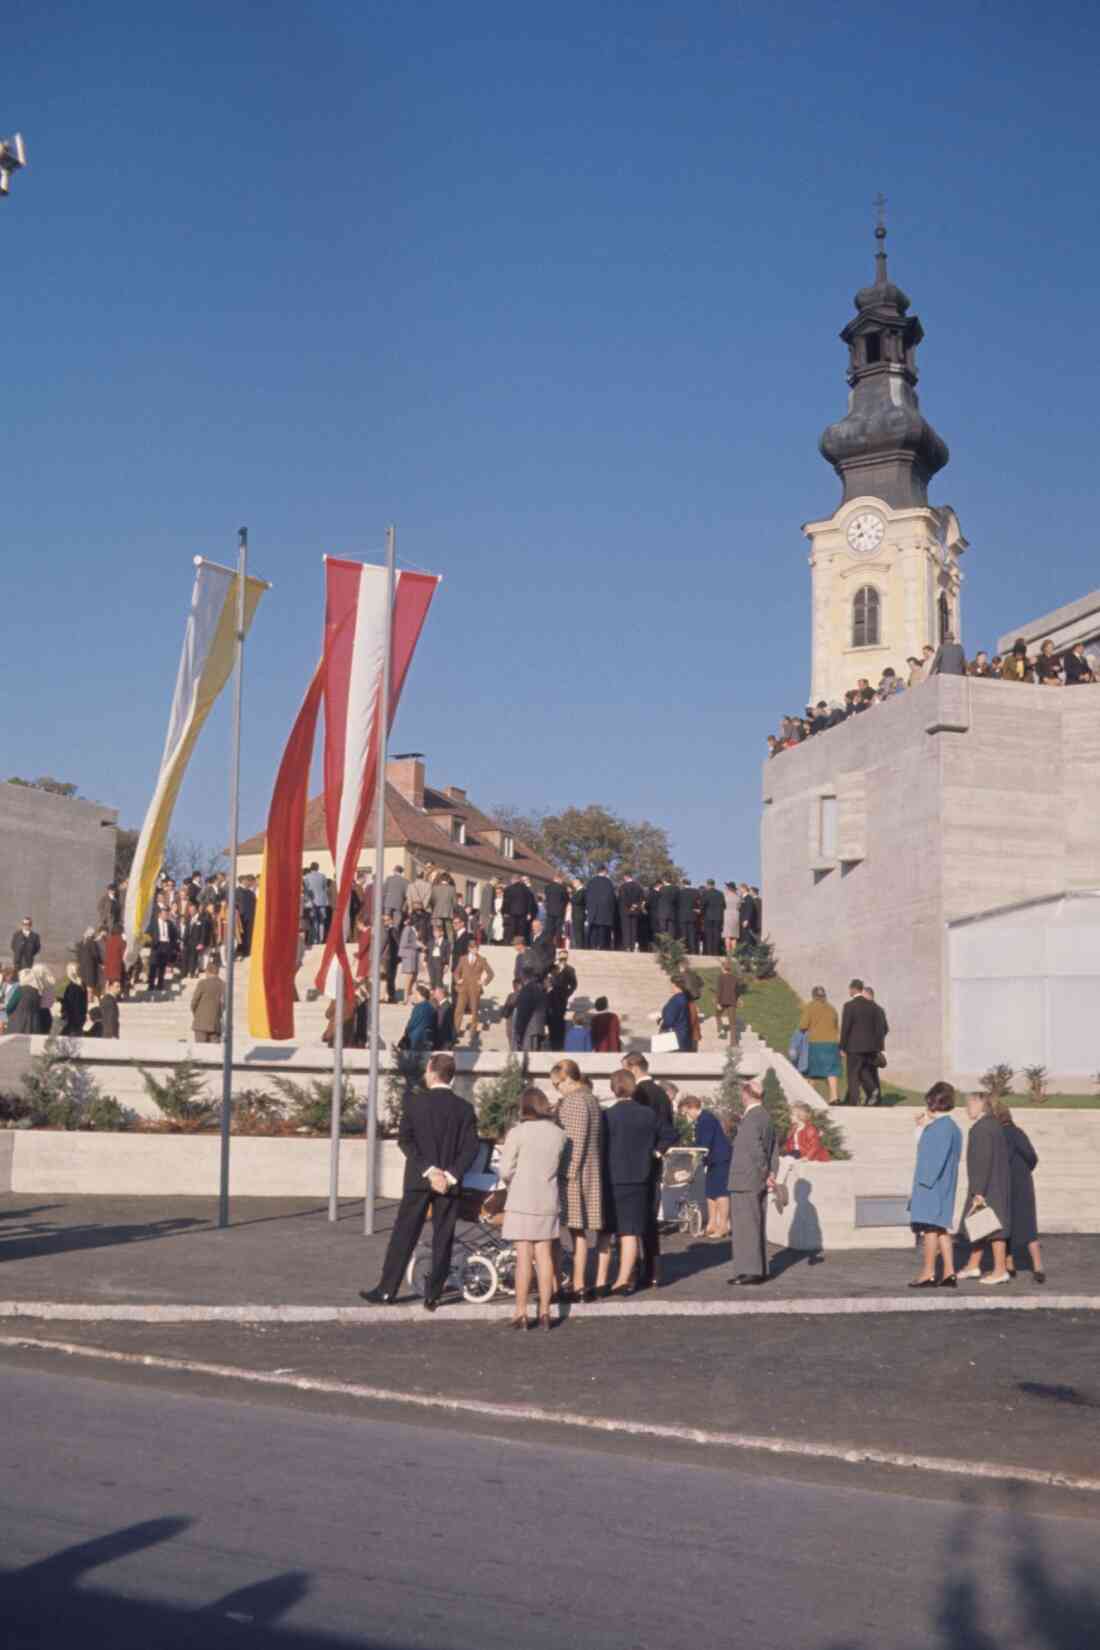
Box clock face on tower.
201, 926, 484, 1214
846, 512, 885, 555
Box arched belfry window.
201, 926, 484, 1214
852, 586, 881, 648
938, 593, 950, 642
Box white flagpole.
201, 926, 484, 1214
218, 528, 248, 1230
328, 958, 344, 1221
365, 525, 396, 1235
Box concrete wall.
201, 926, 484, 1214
762, 676, 1100, 1087
949, 893, 1100, 1080
0, 783, 117, 969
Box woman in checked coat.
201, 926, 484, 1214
549, 1059, 606, 1303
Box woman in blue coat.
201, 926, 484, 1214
678, 1095, 732, 1238
908, 1081, 963, 1288
659, 987, 694, 1051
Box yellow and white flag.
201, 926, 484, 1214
124, 560, 266, 957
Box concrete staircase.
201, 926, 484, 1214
115, 942, 679, 1054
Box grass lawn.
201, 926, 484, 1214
697, 966, 1100, 1108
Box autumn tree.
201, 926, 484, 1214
491, 803, 683, 884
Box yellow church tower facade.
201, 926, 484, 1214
804, 221, 966, 707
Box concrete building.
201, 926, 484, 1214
0, 781, 118, 967
762, 231, 1100, 1089
237, 754, 559, 904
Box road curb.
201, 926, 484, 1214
3, 1331, 1098, 1497
0, 1294, 1096, 1324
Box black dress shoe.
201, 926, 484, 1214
359, 1287, 395, 1305
1033, 1271, 1046, 1285
582, 1287, 599, 1304
423, 1296, 440, 1313
727, 1275, 748, 1286
908, 1278, 937, 1289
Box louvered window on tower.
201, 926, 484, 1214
852, 586, 880, 648
864, 334, 881, 364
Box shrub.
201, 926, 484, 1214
476, 1056, 526, 1140
140, 1058, 220, 1131
979, 1063, 1015, 1099
269, 1074, 364, 1135
1022, 1064, 1049, 1104
712, 1042, 744, 1139
14, 1036, 135, 1129
232, 1089, 290, 1136
654, 936, 687, 980
735, 935, 778, 980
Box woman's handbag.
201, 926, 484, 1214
651, 1030, 679, 1053
788, 1028, 810, 1073
964, 1200, 1001, 1242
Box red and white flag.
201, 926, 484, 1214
315, 558, 439, 999
248, 557, 438, 1040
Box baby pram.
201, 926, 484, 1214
405, 1140, 519, 1304
658, 1146, 707, 1237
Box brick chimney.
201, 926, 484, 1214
445, 785, 467, 801
387, 756, 425, 809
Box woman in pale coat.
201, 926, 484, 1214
549, 1059, 605, 1302
498, 1087, 567, 1330
396, 920, 421, 1002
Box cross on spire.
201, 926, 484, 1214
872, 192, 888, 282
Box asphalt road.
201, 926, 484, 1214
1, 1362, 1097, 1650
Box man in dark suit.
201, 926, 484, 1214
701, 880, 726, 956
839, 978, 884, 1106
570, 881, 587, 948
361, 1053, 480, 1310
617, 873, 645, 953
654, 882, 677, 940
235, 877, 257, 959
431, 986, 456, 1050
584, 866, 617, 951
862, 985, 889, 1103
502, 877, 537, 945
520, 919, 555, 981
622, 1053, 678, 1289
145, 905, 179, 993
929, 633, 967, 676
11, 918, 41, 972
675, 882, 697, 950
542, 879, 569, 945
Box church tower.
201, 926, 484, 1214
803, 215, 966, 706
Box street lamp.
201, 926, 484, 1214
0, 133, 26, 197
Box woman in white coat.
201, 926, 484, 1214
498, 1087, 567, 1331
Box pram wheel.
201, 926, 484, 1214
407, 1252, 432, 1297
493, 1245, 517, 1296
686, 1203, 705, 1238
461, 1253, 499, 1304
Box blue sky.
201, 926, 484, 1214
7, 2, 1100, 879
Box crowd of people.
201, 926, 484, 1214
360, 1049, 1048, 1316
768, 633, 1099, 755
361, 1050, 803, 1320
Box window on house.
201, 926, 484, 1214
852, 586, 881, 648
502, 834, 515, 860
450, 817, 466, 846
819, 796, 838, 860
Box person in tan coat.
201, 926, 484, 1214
190, 960, 225, 1043
452, 942, 494, 1042
549, 1060, 606, 1302
798, 985, 841, 1103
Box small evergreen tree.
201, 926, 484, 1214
269, 1074, 363, 1134
475, 1056, 526, 1139
654, 935, 687, 980
711, 1041, 744, 1139
140, 1058, 219, 1131
20, 1035, 134, 1129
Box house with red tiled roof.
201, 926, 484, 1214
237, 756, 558, 906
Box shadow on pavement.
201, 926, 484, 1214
0, 1215, 205, 1265
0, 1516, 415, 1649
820, 1489, 1100, 1650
